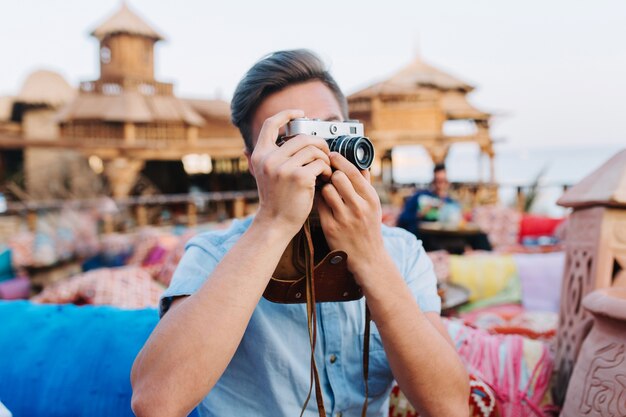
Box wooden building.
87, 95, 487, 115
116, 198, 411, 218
0, 3, 249, 201
57, 3, 248, 198
0, 70, 104, 201
348, 57, 495, 183
1, 3, 494, 204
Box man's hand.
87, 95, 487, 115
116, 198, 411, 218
251, 109, 332, 237
317, 152, 384, 285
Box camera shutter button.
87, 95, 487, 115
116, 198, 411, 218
330, 124, 338, 134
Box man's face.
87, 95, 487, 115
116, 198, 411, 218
433, 170, 449, 198
247, 80, 344, 170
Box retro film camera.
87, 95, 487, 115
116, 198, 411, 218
264, 118, 375, 305
283, 118, 375, 170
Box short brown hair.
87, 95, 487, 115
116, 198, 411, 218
231, 49, 348, 151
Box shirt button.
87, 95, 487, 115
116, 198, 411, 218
336, 413, 342, 417
329, 354, 337, 364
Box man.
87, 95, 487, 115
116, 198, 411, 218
131, 49, 468, 417
397, 163, 455, 238
398, 164, 492, 253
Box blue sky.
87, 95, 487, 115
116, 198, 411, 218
1, 0, 625, 150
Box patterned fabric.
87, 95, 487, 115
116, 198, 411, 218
8, 232, 35, 269
388, 374, 499, 417
155, 230, 196, 286
32, 266, 164, 309
0, 276, 30, 300
100, 233, 134, 259
461, 304, 558, 342
445, 319, 554, 416
125, 228, 161, 266
472, 205, 521, 250
71, 210, 101, 258
7, 210, 100, 269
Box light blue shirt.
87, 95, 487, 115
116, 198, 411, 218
161, 216, 441, 417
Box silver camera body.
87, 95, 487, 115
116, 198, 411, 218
284, 118, 374, 170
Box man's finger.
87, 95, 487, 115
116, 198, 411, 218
282, 145, 330, 169
329, 153, 371, 196
316, 195, 337, 233
256, 109, 305, 151
329, 170, 363, 211
279, 134, 330, 157
299, 159, 332, 184
321, 183, 347, 219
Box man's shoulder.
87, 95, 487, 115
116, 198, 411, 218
185, 216, 254, 256
382, 224, 422, 251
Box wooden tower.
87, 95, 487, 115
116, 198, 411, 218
348, 56, 495, 183
56, 3, 242, 198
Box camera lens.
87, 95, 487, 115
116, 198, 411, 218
326, 136, 374, 170
356, 147, 365, 161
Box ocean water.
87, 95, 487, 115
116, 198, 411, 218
391, 144, 624, 216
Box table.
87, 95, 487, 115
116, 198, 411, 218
418, 222, 489, 254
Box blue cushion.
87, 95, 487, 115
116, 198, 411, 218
0, 301, 198, 417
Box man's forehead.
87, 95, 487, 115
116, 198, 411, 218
250, 81, 344, 141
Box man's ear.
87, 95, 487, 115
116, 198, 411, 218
244, 148, 255, 177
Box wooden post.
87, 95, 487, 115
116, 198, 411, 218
124, 122, 136, 145
516, 186, 525, 213
187, 126, 198, 145
187, 202, 198, 227
232, 197, 245, 219
135, 205, 148, 227
103, 158, 145, 199
103, 214, 115, 234
26, 211, 37, 232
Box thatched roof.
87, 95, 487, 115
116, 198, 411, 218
183, 98, 232, 121
16, 70, 75, 107
558, 149, 626, 208
350, 57, 474, 99
91, 3, 164, 41
441, 92, 490, 120
57, 92, 204, 126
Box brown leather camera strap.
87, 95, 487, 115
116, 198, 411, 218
298, 219, 371, 417
300, 218, 326, 417
361, 305, 371, 417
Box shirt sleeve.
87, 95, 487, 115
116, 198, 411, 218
402, 234, 441, 314
159, 239, 221, 317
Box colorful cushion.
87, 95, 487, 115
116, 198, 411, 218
513, 252, 564, 313
518, 215, 564, 242
472, 205, 521, 249
0, 301, 176, 417
444, 319, 554, 416
449, 254, 520, 305
460, 304, 558, 341
32, 266, 164, 309
0, 248, 13, 282
0, 276, 30, 300
388, 374, 499, 417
